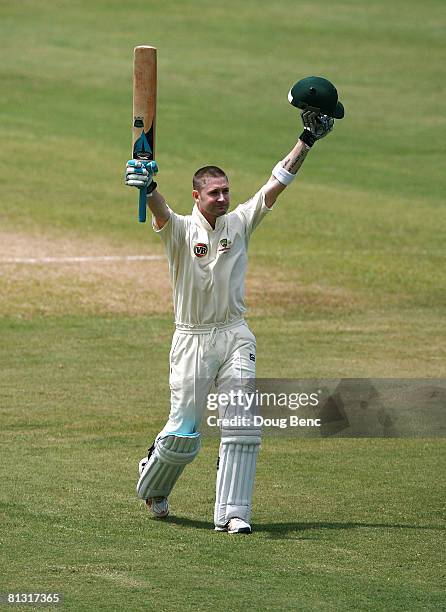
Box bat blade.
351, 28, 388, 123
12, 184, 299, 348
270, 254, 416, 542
132, 45, 157, 223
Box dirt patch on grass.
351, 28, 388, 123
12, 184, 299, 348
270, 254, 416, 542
0, 231, 362, 318
247, 266, 361, 316
0, 231, 171, 317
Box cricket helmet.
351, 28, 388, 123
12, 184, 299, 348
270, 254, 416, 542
288, 76, 344, 119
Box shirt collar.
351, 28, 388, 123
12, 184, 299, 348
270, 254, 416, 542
192, 204, 226, 232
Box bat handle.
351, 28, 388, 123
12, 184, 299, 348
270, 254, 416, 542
138, 187, 147, 223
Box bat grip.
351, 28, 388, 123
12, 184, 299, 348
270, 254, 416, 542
138, 187, 147, 223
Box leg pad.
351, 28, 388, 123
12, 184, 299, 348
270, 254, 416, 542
137, 433, 201, 499
214, 435, 261, 528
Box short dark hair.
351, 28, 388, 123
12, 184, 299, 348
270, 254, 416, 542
193, 166, 228, 191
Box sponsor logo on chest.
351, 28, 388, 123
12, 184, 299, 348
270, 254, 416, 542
193, 243, 208, 258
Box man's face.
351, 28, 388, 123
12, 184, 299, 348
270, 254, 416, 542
193, 176, 230, 222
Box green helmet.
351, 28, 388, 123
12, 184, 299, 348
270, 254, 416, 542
288, 76, 344, 119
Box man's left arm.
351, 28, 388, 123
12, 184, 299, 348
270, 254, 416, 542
263, 112, 335, 208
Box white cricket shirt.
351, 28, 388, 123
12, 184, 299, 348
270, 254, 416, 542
153, 189, 271, 326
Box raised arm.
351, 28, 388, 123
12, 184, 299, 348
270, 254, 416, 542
263, 111, 334, 208
146, 188, 170, 229
125, 160, 170, 229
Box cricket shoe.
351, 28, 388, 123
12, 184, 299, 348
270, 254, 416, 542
145, 496, 169, 518
138, 457, 169, 519
215, 518, 252, 534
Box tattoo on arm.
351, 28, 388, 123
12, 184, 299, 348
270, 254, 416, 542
283, 147, 308, 174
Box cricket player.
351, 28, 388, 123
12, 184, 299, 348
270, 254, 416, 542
126, 109, 336, 534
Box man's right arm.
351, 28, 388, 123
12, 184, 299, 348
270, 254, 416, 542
147, 189, 170, 230
125, 160, 170, 229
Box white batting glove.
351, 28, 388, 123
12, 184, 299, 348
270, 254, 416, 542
301, 111, 334, 140
125, 160, 158, 188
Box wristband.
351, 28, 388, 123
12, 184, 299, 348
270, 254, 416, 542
146, 181, 158, 198
272, 162, 295, 186
299, 129, 317, 149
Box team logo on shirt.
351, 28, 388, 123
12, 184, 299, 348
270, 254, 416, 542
194, 243, 208, 258
218, 238, 232, 253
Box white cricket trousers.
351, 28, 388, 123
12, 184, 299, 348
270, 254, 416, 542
160, 318, 257, 436
156, 318, 260, 526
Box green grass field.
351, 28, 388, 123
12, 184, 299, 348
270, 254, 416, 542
1, 0, 445, 610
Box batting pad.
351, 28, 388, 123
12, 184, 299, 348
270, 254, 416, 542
214, 435, 261, 527
136, 433, 201, 499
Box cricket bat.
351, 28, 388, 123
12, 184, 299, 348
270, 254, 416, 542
132, 45, 157, 223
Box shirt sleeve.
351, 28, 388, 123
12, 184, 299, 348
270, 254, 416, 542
152, 208, 186, 262
233, 188, 272, 240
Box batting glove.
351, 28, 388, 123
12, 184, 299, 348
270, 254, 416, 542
125, 160, 158, 188
299, 111, 334, 148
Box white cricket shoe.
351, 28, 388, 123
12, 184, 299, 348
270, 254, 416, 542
215, 518, 252, 534
138, 457, 169, 518
146, 496, 169, 518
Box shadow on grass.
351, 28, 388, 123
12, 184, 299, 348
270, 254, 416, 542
162, 516, 444, 537
163, 515, 215, 530
256, 521, 446, 538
